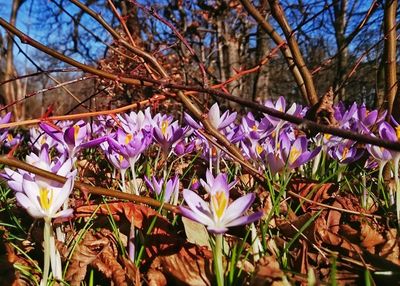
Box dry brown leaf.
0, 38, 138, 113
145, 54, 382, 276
148, 244, 213, 286
326, 201, 342, 234
0, 241, 34, 286
315, 216, 362, 254
65, 228, 135, 286
360, 222, 385, 250
76, 202, 167, 230
92, 244, 128, 285
339, 224, 359, 242
287, 179, 336, 212
64, 230, 109, 286
147, 268, 167, 286
379, 228, 400, 265
277, 213, 316, 244
250, 256, 285, 286
304, 87, 338, 128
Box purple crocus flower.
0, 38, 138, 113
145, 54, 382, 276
40, 121, 106, 157
107, 128, 152, 194
200, 169, 236, 194
366, 121, 393, 165
239, 112, 269, 142
101, 141, 130, 172
334, 102, 358, 129
180, 169, 263, 234
107, 128, 152, 166
29, 127, 59, 152
379, 121, 400, 164
263, 97, 303, 133
367, 144, 392, 163
173, 140, 195, 156
145, 175, 179, 204
265, 133, 321, 174
356, 104, 380, 128
327, 139, 364, 164
5, 132, 22, 149
184, 102, 237, 131
153, 115, 185, 156
118, 108, 154, 134
0, 112, 11, 143
240, 138, 267, 163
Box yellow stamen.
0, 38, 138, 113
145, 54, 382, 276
212, 191, 228, 219
289, 146, 301, 164
324, 133, 332, 140
256, 144, 263, 155
119, 154, 124, 162
342, 147, 349, 159
252, 125, 258, 131
161, 120, 169, 136
396, 126, 400, 141
39, 187, 53, 211
73, 125, 80, 141
125, 133, 133, 144
7, 134, 13, 142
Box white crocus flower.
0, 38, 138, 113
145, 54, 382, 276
16, 175, 75, 219
16, 175, 75, 285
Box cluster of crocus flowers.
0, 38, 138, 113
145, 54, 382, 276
2, 96, 400, 285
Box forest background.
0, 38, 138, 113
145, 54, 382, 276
0, 0, 399, 121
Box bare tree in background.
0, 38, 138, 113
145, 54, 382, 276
0, 0, 398, 119
2, 0, 26, 119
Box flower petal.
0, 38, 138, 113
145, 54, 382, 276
223, 193, 255, 224
182, 189, 214, 226
225, 211, 264, 228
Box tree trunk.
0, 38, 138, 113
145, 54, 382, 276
253, 25, 270, 102
383, 0, 397, 120
333, 0, 348, 101
4, 0, 24, 119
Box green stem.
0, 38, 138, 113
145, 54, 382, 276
129, 161, 139, 195
378, 162, 389, 208
337, 163, 345, 182
42, 218, 51, 286
393, 156, 400, 229
215, 150, 221, 174
121, 169, 126, 193
209, 147, 213, 174
214, 234, 224, 286
312, 138, 323, 179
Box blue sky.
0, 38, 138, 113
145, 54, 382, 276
0, 0, 113, 72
